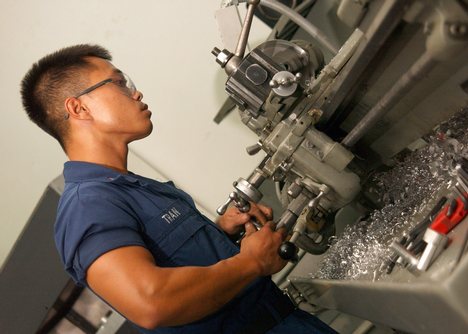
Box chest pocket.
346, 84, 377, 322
143, 199, 238, 267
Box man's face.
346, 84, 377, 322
77, 57, 153, 143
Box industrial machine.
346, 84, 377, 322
212, 0, 468, 332
2, 1, 466, 333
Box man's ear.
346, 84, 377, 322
64, 97, 93, 120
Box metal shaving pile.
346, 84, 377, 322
313, 109, 468, 280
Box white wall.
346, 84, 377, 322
0, 0, 271, 267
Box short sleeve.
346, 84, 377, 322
55, 190, 146, 286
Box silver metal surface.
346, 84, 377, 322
315, 0, 407, 124
417, 228, 448, 271
95, 311, 126, 334
390, 240, 419, 268
234, 177, 263, 202
288, 217, 468, 334
341, 52, 438, 147
256, 39, 314, 83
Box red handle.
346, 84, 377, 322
430, 196, 468, 234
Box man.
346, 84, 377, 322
21, 44, 336, 333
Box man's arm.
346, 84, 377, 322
87, 222, 286, 330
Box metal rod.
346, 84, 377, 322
275, 193, 309, 231
342, 52, 438, 147
248, 168, 266, 188
390, 241, 419, 267
235, 0, 260, 58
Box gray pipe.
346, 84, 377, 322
260, 0, 339, 54
235, 0, 260, 58
341, 52, 438, 147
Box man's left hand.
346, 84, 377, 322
216, 203, 273, 235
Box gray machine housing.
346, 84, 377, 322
213, 0, 468, 333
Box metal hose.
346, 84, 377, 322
260, 0, 339, 54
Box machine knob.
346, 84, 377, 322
216, 193, 234, 215
216, 191, 251, 215
278, 241, 298, 261
269, 71, 302, 97
246, 142, 263, 155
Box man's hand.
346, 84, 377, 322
216, 203, 273, 235
238, 222, 287, 276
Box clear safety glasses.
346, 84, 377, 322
74, 72, 137, 98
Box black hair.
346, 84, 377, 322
20, 44, 112, 149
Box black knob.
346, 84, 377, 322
278, 241, 298, 261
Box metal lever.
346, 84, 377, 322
269, 72, 302, 88
217, 191, 250, 215
217, 192, 235, 215
274, 192, 309, 261
275, 183, 329, 261
234, 0, 260, 59
212, 0, 260, 75
269, 72, 302, 97
246, 142, 263, 155
217, 173, 266, 216
308, 190, 327, 209
278, 216, 306, 261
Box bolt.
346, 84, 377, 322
449, 23, 468, 37
294, 73, 302, 83
211, 47, 221, 57
306, 108, 323, 124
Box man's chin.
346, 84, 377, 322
131, 123, 154, 142
141, 124, 154, 139
144, 122, 153, 136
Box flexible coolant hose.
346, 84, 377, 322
260, 0, 339, 54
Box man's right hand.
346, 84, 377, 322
238, 222, 287, 276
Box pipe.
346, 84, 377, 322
341, 52, 438, 147
235, 0, 260, 58
273, 249, 306, 286
260, 0, 339, 54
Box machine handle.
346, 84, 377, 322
278, 241, 298, 261
216, 191, 251, 215
234, 0, 260, 58
216, 194, 234, 215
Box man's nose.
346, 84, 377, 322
133, 90, 143, 101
